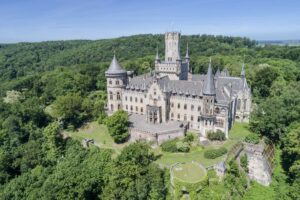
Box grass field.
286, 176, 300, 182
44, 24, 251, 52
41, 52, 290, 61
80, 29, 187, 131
65, 121, 252, 167
64, 121, 127, 154
171, 162, 206, 183
155, 122, 252, 167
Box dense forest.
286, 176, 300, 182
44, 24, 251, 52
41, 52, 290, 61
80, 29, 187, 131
0, 34, 300, 199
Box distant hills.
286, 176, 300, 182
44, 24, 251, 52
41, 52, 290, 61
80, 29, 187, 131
257, 40, 300, 46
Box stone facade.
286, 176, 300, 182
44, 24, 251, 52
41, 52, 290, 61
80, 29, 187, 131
105, 31, 252, 143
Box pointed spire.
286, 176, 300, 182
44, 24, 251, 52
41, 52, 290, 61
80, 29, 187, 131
155, 46, 160, 61
203, 57, 216, 96
241, 63, 245, 78
105, 54, 126, 75
185, 43, 190, 59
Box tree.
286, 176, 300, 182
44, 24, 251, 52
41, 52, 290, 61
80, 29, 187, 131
105, 110, 129, 143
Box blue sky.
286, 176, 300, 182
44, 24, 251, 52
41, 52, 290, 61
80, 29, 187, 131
0, 0, 299, 43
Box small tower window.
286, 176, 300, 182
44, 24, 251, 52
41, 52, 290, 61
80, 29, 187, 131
171, 102, 174, 108
117, 92, 121, 100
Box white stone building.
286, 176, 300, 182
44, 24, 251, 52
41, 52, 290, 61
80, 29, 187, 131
105, 31, 251, 143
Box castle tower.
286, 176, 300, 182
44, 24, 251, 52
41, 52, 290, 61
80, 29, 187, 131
202, 58, 216, 136
105, 54, 128, 114
165, 32, 181, 62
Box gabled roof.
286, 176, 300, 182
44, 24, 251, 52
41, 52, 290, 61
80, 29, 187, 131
105, 55, 126, 75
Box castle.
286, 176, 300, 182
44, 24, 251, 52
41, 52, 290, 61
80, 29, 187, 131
105, 32, 251, 144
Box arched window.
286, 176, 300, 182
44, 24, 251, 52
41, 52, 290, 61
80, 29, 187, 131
177, 103, 180, 109
118, 104, 121, 110
184, 104, 187, 110
109, 91, 113, 100
111, 104, 114, 111
117, 92, 121, 100
177, 114, 180, 120
237, 99, 241, 110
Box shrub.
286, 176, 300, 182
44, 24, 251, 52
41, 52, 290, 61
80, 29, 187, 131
207, 130, 226, 141
97, 112, 107, 124
244, 133, 260, 144
204, 147, 227, 159
176, 141, 190, 152
240, 154, 248, 172
183, 132, 195, 143
105, 110, 129, 143
160, 139, 178, 152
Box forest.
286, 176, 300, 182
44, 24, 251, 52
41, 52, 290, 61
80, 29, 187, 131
0, 34, 300, 199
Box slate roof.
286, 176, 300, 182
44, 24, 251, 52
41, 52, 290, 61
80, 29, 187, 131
105, 55, 127, 75
126, 68, 249, 106
203, 61, 216, 96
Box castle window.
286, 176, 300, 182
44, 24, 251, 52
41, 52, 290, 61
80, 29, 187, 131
184, 115, 187, 121
117, 92, 121, 100
171, 113, 174, 119
126, 105, 128, 110
118, 104, 121, 110
177, 103, 180, 109
197, 116, 201, 122
141, 107, 143, 113
244, 99, 247, 110
205, 120, 207, 125
116, 80, 119, 85
184, 104, 187, 110
136, 106, 138, 112
216, 119, 224, 127
130, 96, 132, 102
109, 91, 113, 100
111, 104, 114, 111
135, 97, 138, 102
171, 102, 174, 108
191, 105, 194, 111
109, 80, 112, 85
140, 98, 143, 103
125, 96, 127, 101
130, 106, 133, 111
158, 96, 161, 100
177, 114, 180, 120
191, 115, 194, 121
198, 106, 201, 112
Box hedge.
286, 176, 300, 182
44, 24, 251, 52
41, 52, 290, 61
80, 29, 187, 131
207, 130, 226, 141
204, 147, 228, 159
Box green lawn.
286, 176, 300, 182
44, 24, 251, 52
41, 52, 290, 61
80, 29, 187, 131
64, 121, 128, 154
172, 162, 206, 183
155, 122, 252, 168
65, 121, 252, 167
